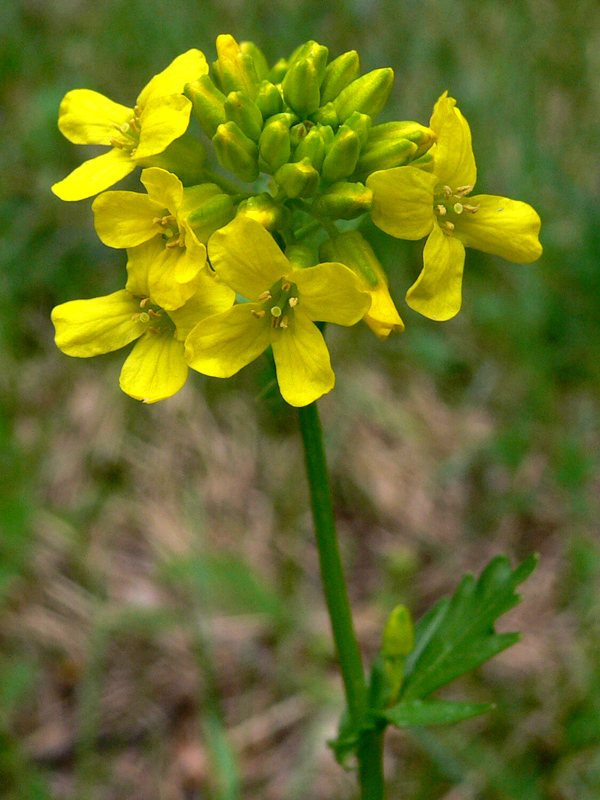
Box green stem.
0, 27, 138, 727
298, 401, 385, 799
201, 168, 253, 197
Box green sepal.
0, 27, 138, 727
367, 120, 437, 153
282, 56, 322, 118
354, 137, 417, 178
255, 80, 283, 119
224, 91, 263, 142
310, 102, 338, 128
332, 68, 394, 123
320, 50, 361, 105
212, 121, 259, 183
236, 193, 288, 231
293, 127, 327, 170
382, 699, 493, 728
240, 41, 269, 81
274, 157, 320, 198
285, 244, 316, 269
258, 115, 293, 173
408, 150, 435, 172
311, 181, 372, 220
342, 111, 372, 147
180, 184, 235, 243
321, 125, 361, 183
319, 230, 383, 289
184, 76, 227, 139
137, 134, 206, 186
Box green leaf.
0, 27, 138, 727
400, 554, 537, 701
382, 698, 493, 728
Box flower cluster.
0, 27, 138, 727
52, 36, 542, 406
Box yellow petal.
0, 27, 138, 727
148, 243, 208, 311
57, 89, 133, 145
125, 238, 156, 298
185, 303, 270, 378
137, 50, 209, 107
292, 263, 371, 325
52, 148, 135, 201
430, 93, 477, 189
52, 290, 142, 356
455, 194, 543, 263
92, 190, 163, 248
406, 224, 466, 321
208, 216, 290, 300
364, 280, 405, 339
168, 271, 236, 341
367, 167, 437, 240
271, 312, 335, 407
134, 95, 192, 160
120, 330, 188, 403
140, 167, 184, 213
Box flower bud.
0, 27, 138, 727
139, 135, 206, 186
181, 183, 235, 242
311, 181, 372, 220
215, 34, 260, 99
274, 157, 320, 198
293, 126, 326, 170
321, 125, 361, 183
258, 114, 292, 173
282, 56, 322, 118
255, 80, 283, 118
319, 230, 404, 339
184, 75, 227, 139
224, 91, 263, 142
213, 121, 259, 183
236, 193, 287, 231
287, 41, 328, 81
320, 50, 361, 105
267, 58, 288, 84
332, 68, 394, 123
285, 244, 315, 269
368, 120, 436, 154
240, 41, 269, 81
309, 102, 338, 128
382, 605, 414, 659
342, 111, 372, 147
354, 137, 417, 177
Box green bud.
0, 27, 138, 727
258, 116, 292, 173
311, 181, 372, 220
184, 75, 227, 139
342, 111, 372, 147
213, 121, 259, 183
382, 605, 414, 659
274, 157, 320, 198
255, 80, 283, 118
224, 91, 263, 142
285, 244, 315, 269
367, 120, 436, 154
287, 41, 328, 81
236, 193, 287, 231
332, 68, 394, 123
321, 125, 361, 183
215, 34, 260, 99
354, 138, 417, 178
139, 134, 206, 186
282, 56, 322, 118
309, 102, 338, 128
267, 58, 288, 84
319, 125, 335, 149
293, 126, 326, 170
408, 150, 435, 171
320, 50, 361, 105
240, 41, 269, 81
181, 183, 235, 243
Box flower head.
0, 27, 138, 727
52, 50, 208, 202
52, 245, 234, 403
367, 92, 543, 320
185, 216, 371, 407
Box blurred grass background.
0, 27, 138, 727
2, 0, 600, 797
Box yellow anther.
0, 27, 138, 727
129, 118, 140, 134
251, 309, 266, 318
455, 185, 473, 197
443, 185, 453, 199
139, 312, 150, 323
282, 281, 292, 292
140, 297, 150, 307
130, 148, 137, 156
110, 138, 125, 148
453, 202, 464, 214
280, 316, 289, 329
435, 204, 447, 216
463, 204, 480, 213
131, 313, 141, 322
443, 221, 455, 233
148, 309, 162, 318
271, 306, 283, 317
148, 326, 161, 334
258, 290, 272, 301
134, 105, 143, 117
288, 296, 299, 307
166, 234, 185, 248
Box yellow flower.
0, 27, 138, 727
366, 92, 543, 321
51, 248, 234, 403
92, 167, 234, 312
52, 50, 208, 202
185, 216, 371, 407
